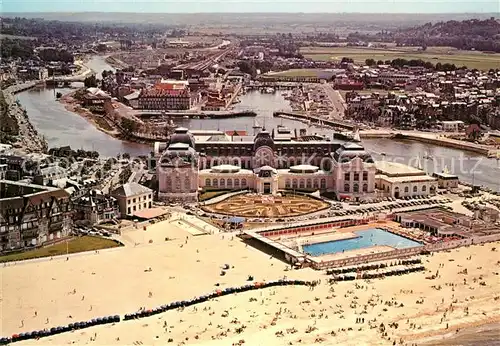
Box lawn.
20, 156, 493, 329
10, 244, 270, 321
0, 236, 122, 263
263, 69, 324, 77
301, 47, 500, 71
199, 190, 231, 201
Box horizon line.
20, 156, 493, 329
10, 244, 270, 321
2, 11, 498, 14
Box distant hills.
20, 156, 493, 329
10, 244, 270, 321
1, 12, 498, 28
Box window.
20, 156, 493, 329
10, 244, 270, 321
133, 198, 136, 203
344, 183, 350, 192
344, 173, 350, 181
133, 206, 136, 211
363, 172, 368, 181
354, 173, 359, 181
363, 184, 368, 192
320, 178, 326, 189
299, 180, 305, 189
413, 186, 418, 193
313, 180, 319, 188
127, 207, 131, 214
220, 178, 225, 187
184, 176, 190, 190
285, 179, 291, 188
144, 203, 147, 209
353, 183, 359, 193
206, 179, 211, 187
127, 200, 130, 205
227, 179, 233, 188
234, 178, 240, 187
175, 177, 181, 190
241, 178, 247, 187
306, 179, 312, 188
213, 179, 218, 187
405, 186, 409, 193
292, 179, 298, 189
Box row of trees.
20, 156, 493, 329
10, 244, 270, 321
363, 58, 463, 71
237, 60, 273, 77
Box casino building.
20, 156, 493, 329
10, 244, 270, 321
155, 126, 378, 203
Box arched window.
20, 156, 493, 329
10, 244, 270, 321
306, 179, 312, 188
220, 178, 225, 187
363, 183, 368, 192
404, 186, 409, 193
184, 176, 190, 190
292, 179, 298, 189
313, 179, 319, 188
241, 178, 247, 187
285, 179, 291, 188
422, 185, 427, 192
234, 178, 240, 187
413, 186, 418, 193
227, 179, 233, 188
344, 183, 350, 192
320, 178, 327, 189
205, 178, 211, 187
175, 177, 181, 191
213, 179, 218, 187
166, 176, 172, 188
353, 183, 359, 193
299, 180, 305, 189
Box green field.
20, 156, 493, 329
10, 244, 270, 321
267, 69, 325, 77
301, 47, 500, 70
0, 236, 122, 263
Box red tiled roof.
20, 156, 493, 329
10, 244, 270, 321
141, 89, 189, 98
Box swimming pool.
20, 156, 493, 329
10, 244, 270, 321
302, 228, 422, 256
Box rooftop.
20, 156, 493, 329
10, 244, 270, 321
375, 161, 426, 177
111, 182, 152, 198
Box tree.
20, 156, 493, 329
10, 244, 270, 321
365, 58, 376, 66
121, 118, 137, 133
84, 75, 98, 88
376, 60, 384, 65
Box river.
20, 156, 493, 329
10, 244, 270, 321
14, 56, 500, 190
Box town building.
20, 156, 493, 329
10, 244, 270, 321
0, 180, 72, 251
433, 171, 459, 189
111, 182, 153, 216
155, 127, 377, 203
73, 190, 120, 225
374, 161, 438, 198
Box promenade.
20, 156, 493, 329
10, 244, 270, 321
360, 129, 500, 157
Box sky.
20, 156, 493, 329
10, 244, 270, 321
1, 0, 499, 13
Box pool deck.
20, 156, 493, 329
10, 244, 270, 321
307, 245, 395, 262
282, 232, 359, 248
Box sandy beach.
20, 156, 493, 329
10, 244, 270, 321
2, 218, 500, 346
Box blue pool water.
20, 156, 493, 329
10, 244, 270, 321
302, 228, 422, 256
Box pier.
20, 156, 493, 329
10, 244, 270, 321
273, 111, 356, 130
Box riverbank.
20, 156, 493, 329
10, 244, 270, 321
59, 91, 121, 138
105, 55, 129, 70
360, 130, 500, 157
1, 83, 48, 153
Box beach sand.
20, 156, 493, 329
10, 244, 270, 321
2, 219, 499, 346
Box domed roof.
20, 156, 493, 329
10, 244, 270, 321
254, 129, 274, 150
333, 142, 374, 163
160, 143, 197, 166
169, 127, 195, 148
257, 165, 277, 178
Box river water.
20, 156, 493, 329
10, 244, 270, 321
14, 56, 500, 190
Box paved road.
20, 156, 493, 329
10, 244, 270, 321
322, 84, 347, 119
